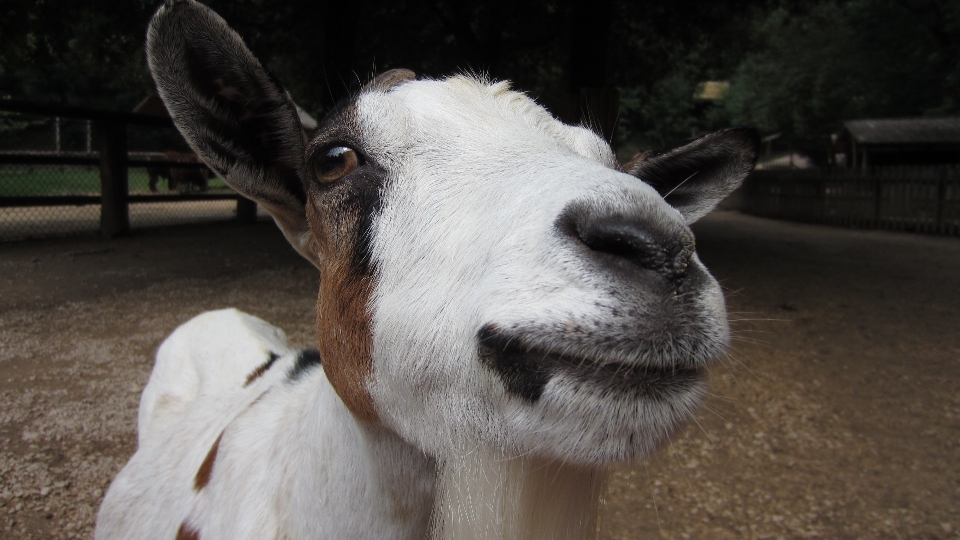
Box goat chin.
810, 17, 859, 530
432, 446, 607, 540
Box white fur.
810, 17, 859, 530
361, 79, 721, 465
97, 310, 435, 539
98, 77, 734, 540
433, 447, 606, 540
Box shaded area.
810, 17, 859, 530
0, 212, 958, 538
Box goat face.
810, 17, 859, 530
148, 0, 758, 465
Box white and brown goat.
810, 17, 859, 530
96, 1, 758, 538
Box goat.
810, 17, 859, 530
95, 1, 758, 538
147, 151, 212, 193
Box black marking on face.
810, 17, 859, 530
306, 99, 386, 276
478, 325, 552, 402
243, 351, 281, 387
288, 348, 323, 381
344, 166, 385, 274
478, 324, 705, 403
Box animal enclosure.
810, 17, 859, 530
0, 103, 262, 241
740, 166, 960, 235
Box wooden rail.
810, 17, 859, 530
0, 153, 212, 169
0, 101, 257, 237
0, 100, 173, 127
0, 193, 242, 208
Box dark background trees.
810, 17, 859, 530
1, 0, 957, 159
722, 0, 960, 161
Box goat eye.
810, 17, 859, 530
314, 146, 361, 183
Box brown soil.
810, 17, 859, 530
0, 211, 958, 539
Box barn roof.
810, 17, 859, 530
843, 117, 960, 145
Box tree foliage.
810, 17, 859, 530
722, 1, 960, 158
1, 0, 956, 156
0, 0, 158, 108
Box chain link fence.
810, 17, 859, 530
0, 162, 99, 239
0, 105, 266, 242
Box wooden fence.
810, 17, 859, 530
0, 101, 256, 239
740, 166, 960, 236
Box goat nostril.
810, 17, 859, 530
582, 229, 662, 268
574, 218, 694, 281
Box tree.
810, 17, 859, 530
607, 0, 764, 150
0, 0, 158, 108
723, 0, 960, 161
3, 0, 954, 159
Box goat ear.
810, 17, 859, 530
624, 128, 759, 224
146, 0, 318, 267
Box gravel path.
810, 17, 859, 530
0, 212, 957, 539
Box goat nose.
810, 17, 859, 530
567, 211, 695, 283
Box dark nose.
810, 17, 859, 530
560, 206, 695, 283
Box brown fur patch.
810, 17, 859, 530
243, 352, 280, 387
314, 254, 378, 423
305, 100, 381, 424
250, 389, 270, 407
175, 521, 200, 540
244, 365, 268, 386
194, 432, 223, 491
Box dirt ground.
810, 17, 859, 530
0, 211, 957, 539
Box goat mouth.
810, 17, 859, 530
477, 327, 704, 403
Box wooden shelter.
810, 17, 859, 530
838, 117, 960, 169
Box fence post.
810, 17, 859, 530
873, 176, 882, 227
816, 175, 826, 223
935, 168, 947, 234
236, 196, 257, 223
98, 121, 129, 238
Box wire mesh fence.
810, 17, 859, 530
0, 105, 265, 242
0, 163, 101, 239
